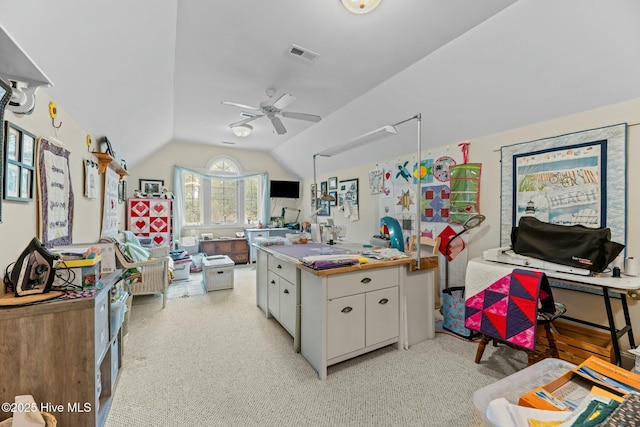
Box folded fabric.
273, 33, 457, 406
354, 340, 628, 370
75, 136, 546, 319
311, 259, 360, 270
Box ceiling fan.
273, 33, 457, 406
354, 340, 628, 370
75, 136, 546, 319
221, 88, 321, 135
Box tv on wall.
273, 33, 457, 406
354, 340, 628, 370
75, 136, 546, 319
269, 180, 300, 199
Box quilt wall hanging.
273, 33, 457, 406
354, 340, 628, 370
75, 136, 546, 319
37, 137, 74, 247
101, 167, 120, 238
500, 123, 626, 247
465, 267, 555, 350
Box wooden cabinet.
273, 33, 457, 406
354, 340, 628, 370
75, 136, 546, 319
266, 254, 298, 336
255, 244, 437, 380
127, 198, 172, 247
199, 238, 248, 264
0, 271, 123, 426
300, 266, 404, 380
326, 286, 399, 360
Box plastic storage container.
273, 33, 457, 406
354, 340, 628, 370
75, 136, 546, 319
202, 255, 235, 291
173, 257, 192, 281
472, 358, 575, 426
110, 292, 128, 335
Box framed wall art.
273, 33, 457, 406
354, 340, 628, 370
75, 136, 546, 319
316, 198, 330, 216
139, 179, 164, 195
339, 178, 359, 221
328, 176, 338, 190
0, 77, 10, 222
500, 123, 626, 246
4, 122, 36, 202
37, 137, 74, 247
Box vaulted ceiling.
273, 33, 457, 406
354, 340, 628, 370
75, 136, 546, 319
1, 1, 639, 179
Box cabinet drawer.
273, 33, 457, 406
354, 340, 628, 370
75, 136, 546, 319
279, 279, 296, 336
268, 255, 297, 283
327, 267, 398, 300
327, 294, 365, 360
365, 286, 399, 346
94, 290, 109, 364
267, 271, 280, 317
233, 252, 248, 263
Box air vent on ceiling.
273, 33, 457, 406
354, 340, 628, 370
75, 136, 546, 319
287, 44, 319, 62
239, 112, 257, 118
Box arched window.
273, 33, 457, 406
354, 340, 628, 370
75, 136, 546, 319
183, 156, 259, 227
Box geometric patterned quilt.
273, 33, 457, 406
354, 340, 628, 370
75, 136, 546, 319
464, 269, 555, 350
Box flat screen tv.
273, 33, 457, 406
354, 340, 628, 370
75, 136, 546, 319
269, 180, 300, 199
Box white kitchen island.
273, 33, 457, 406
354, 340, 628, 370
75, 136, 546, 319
255, 243, 437, 379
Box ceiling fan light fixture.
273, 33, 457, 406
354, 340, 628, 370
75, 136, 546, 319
341, 0, 382, 14
231, 124, 252, 137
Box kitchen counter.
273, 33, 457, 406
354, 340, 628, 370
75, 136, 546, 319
255, 243, 437, 379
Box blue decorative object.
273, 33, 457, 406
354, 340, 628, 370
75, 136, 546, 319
381, 216, 404, 252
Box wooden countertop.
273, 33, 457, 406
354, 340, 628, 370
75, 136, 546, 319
257, 244, 437, 276
0, 270, 122, 321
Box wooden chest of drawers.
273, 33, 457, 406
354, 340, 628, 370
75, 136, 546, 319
200, 238, 248, 264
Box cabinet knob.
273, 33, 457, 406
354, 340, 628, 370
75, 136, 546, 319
361, 277, 371, 284
341, 306, 353, 313
283, 289, 289, 294
378, 298, 389, 305
277, 264, 282, 269
270, 280, 276, 284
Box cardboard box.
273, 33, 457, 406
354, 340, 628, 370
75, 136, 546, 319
519, 356, 640, 411
54, 255, 102, 289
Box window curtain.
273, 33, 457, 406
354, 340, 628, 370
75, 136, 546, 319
173, 165, 269, 240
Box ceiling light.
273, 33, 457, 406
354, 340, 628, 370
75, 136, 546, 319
341, 0, 382, 14
231, 124, 252, 137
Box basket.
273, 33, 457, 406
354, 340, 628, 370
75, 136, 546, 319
0, 412, 57, 426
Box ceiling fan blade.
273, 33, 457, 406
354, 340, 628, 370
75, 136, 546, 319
221, 101, 261, 111
271, 93, 296, 110
229, 114, 263, 127
269, 116, 287, 135
281, 111, 322, 122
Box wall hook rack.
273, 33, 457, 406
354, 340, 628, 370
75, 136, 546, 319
49, 101, 62, 128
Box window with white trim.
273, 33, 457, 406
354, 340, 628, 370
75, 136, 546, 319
183, 156, 258, 226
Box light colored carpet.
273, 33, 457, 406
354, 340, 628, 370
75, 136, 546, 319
106, 265, 527, 427
166, 276, 206, 299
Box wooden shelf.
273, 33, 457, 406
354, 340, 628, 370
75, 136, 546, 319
92, 151, 128, 179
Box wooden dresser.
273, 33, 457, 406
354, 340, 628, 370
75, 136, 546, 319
200, 238, 248, 264
0, 271, 123, 426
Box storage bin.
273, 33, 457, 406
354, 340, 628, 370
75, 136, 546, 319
202, 255, 235, 291
177, 236, 199, 255
472, 358, 575, 426
53, 255, 102, 289
110, 292, 128, 335
535, 320, 613, 365
173, 257, 192, 281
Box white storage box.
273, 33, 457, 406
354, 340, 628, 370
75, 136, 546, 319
472, 358, 575, 426
173, 257, 192, 281
202, 255, 235, 291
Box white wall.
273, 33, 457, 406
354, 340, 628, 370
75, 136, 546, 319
128, 141, 301, 238
305, 96, 640, 362
0, 90, 125, 290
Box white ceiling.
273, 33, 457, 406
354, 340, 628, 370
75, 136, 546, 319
1, 0, 640, 179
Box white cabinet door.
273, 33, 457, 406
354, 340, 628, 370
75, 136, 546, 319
267, 271, 280, 318
327, 294, 365, 360
279, 279, 296, 335
365, 287, 399, 346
